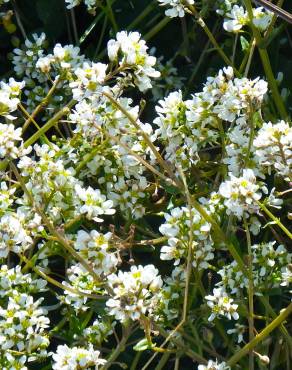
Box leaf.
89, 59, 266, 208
133, 338, 156, 352
240, 36, 249, 51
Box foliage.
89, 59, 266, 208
0, 0, 291, 369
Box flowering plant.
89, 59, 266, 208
0, 0, 291, 369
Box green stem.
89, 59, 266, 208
22, 76, 61, 133
102, 92, 182, 188
144, 17, 171, 41
243, 217, 254, 370
10, 162, 100, 281
257, 201, 292, 239
259, 296, 292, 346
24, 99, 76, 148
227, 303, 292, 366
188, 4, 240, 75
243, 0, 288, 119
102, 325, 132, 369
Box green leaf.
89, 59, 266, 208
240, 36, 249, 51
133, 338, 156, 352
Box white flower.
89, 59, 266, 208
61, 264, 102, 312
74, 184, 115, 222
223, 5, 248, 32
198, 360, 230, 370
0, 182, 15, 214
159, 206, 214, 269
65, 0, 99, 14
52, 344, 106, 370
0, 77, 24, 120
106, 264, 163, 322
205, 287, 239, 321
0, 213, 32, 258
281, 265, 292, 288
13, 33, 47, 81
107, 31, 160, 91
75, 229, 118, 275
158, 0, 194, 18
254, 121, 292, 181
227, 323, 246, 343
217, 242, 290, 294
70, 61, 107, 100
253, 7, 272, 32
0, 292, 49, 360
0, 123, 24, 158
219, 169, 264, 218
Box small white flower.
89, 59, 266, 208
205, 287, 239, 321
219, 169, 263, 218
158, 0, 194, 18
52, 344, 106, 369
107, 31, 160, 91
223, 5, 248, 32
198, 359, 230, 370
106, 264, 163, 322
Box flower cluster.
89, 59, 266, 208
106, 264, 163, 322
219, 169, 265, 219
154, 67, 267, 172
0, 293, 49, 364
52, 344, 106, 369
159, 206, 214, 270
0, 77, 24, 119
205, 287, 239, 322
198, 360, 230, 370
107, 31, 160, 91
223, 5, 272, 33
218, 242, 291, 295
254, 120, 292, 181
0, 1, 291, 366
74, 229, 118, 275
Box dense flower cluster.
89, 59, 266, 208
106, 264, 163, 322
159, 206, 214, 269
218, 242, 291, 294
52, 344, 106, 369
219, 169, 265, 218
0, 1, 291, 367
254, 120, 292, 181
107, 31, 160, 92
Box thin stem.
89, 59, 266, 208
141, 167, 195, 370
154, 350, 171, 370
244, 38, 256, 77
70, 8, 78, 44
24, 99, 76, 148
227, 303, 292, 366
18, 103, 51, 146
12, 0, 27, 38
243, 0, 288, 119
22, 76, 61, 133
20, 255, 105, 300
257, 201, 292, 239
102, 325, 132, 369
187, 4, 240, 75
154, 324, 207, 364
243, 217, 254, 370
10, 162, 101, 281
102, 92, 183, 188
